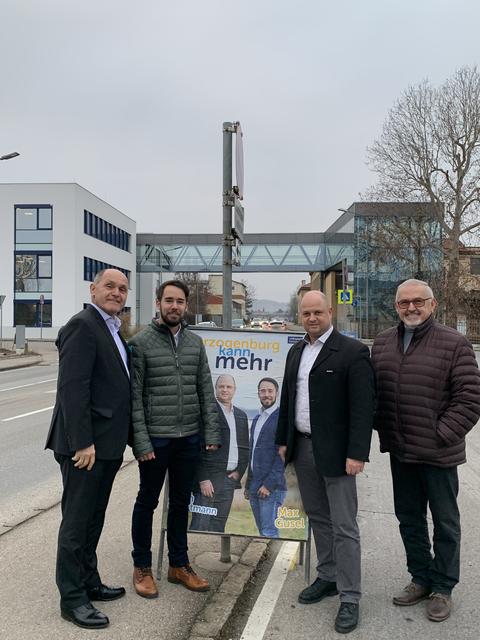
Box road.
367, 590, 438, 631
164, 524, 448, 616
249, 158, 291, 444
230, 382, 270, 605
0, 362, 61, 526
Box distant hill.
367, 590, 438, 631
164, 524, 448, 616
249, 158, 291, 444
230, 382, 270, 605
252, 299, 288, 315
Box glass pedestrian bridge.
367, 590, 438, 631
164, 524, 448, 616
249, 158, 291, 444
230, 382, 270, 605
136, 232, 354, 274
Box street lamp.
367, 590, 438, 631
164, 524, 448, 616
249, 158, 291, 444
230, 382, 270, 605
0, 151, 20, 161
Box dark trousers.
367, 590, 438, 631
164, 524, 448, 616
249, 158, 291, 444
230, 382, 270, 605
54, 453, 122, 609
390, 455, 460, 593
190, 473, 236, 532
131, 436, 200, 568
294, 435, 361, 603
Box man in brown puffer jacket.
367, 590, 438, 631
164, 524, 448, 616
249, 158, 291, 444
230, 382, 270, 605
372, 279, 480, 623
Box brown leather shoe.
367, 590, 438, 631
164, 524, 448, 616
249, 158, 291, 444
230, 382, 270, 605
393, 582, 431, 606
427, 592, 452, 622
133, 567, 158, 599
167, 564, 210, 592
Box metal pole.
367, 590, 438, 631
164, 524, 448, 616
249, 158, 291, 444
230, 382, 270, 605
0, 303, 3, 350
40, 304, 43, 340
221, 122, 234, 563
222, 122, 233, 330
365, 227, 369, 339
196, 277, 200, 323
365, 273, 369, 338
159, 250, 162, 288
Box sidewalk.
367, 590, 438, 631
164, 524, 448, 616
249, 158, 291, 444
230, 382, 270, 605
0, 340, 58, 370
256, 430, 480, 640
0, 459, 266, 640
0, 345, 269, 640
0, 353, 43, 370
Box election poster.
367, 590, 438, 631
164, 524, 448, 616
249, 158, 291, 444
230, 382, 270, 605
185, 328, 308, 542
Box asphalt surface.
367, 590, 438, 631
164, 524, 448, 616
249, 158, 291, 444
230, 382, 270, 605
0, 459, 252, 640
1, 344, 480, 640
256, 429, 480, 640
0, 347, 258, 640
0, 356, 62, 527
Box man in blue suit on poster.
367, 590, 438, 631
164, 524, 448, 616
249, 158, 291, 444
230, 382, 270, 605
245, 377, 287, 537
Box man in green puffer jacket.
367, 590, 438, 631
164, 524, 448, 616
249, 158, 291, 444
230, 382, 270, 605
129, 280, 220, 598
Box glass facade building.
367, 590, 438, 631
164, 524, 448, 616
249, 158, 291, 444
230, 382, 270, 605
350, 203, 443, 337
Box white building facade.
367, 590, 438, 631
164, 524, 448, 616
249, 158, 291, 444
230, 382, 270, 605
0, 183, 136, 339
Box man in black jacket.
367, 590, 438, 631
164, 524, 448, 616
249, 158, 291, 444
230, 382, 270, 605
46, 268, 131, 630
190, 373, 249, 532
276, 290, 375, 634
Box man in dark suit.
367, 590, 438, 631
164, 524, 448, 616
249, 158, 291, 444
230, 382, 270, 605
276, 290, 375, 635
190, 374, 248, 532
45, 268, 131, 630
245, 377, 286, 537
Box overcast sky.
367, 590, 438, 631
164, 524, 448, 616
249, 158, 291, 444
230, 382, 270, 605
1, 0, 479, 300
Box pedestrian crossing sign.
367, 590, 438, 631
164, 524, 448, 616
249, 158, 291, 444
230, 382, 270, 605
337, 289, 353, 304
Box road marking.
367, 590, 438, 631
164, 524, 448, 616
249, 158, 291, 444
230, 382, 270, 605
240, 541, 299, 640
0, 378, 57, 393
2, 406, 55, 422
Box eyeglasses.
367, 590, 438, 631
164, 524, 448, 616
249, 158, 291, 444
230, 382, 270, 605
396, 297, 432, 309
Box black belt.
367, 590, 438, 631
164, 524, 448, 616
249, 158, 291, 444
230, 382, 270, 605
296, 431, 311, 439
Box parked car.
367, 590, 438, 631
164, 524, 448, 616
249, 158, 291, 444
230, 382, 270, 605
231, 319, 245, 329
250, 318, 262, 329
261, 320, 271, 330
195, 321, 217, 327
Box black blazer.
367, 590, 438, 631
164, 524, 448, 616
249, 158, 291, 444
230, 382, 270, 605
276, 328, 375, 477
45, 305, 131, 460
197, 402, 249, 488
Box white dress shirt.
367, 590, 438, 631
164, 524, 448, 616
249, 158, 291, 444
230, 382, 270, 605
294, 325, 334, 433
90, 303, 129, 377
219, 403, 239, 472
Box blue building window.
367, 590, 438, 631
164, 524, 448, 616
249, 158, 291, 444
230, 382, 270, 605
14, 301, 52, 327
84, 210, 130, 252
83, 257, 130, 284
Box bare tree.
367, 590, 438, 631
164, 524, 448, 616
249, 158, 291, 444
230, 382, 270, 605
241, 279, 256, 321
288, 291, 298, 324
175, 273, 210, 324
366, 66, 480, 326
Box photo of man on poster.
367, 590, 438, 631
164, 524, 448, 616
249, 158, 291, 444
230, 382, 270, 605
245, 377, 287, 537
190, 374, 249, 532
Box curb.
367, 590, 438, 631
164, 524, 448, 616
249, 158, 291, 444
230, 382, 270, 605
0, 355, 43, 371
189, 539, 269, 639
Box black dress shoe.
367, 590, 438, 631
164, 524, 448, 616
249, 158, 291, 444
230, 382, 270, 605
298, 578, 338, 604
61, 603, 109, 629
334, 602, 359, 634
87, 584, 126, 601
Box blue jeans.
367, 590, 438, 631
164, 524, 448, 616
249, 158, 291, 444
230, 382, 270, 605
131, 435, 200, 568
249, 489, 287, 538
